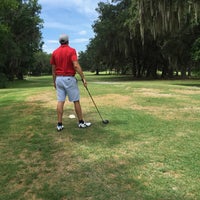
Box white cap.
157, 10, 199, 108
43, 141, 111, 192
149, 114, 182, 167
59, 34, 69, 43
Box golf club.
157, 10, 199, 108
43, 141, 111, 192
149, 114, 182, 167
85, 86, 109, 124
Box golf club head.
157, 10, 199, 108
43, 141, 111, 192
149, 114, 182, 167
102, 120, 109, 124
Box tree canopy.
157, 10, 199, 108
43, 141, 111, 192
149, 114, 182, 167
0, 0, 43, 82
79, 0, 200, 78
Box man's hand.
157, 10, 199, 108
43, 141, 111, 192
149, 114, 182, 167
82, 78, 87, 88
53, 81, 56, 89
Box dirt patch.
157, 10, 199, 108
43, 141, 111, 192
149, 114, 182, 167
25, 89, 200, 121
26, 91, 56, 108
172, 89, 200, 95
80, 94, 132, 108
135, 88, 174, 98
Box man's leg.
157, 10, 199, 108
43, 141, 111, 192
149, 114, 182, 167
74, 100, 83, 121
74, 100, 91, 128
57, 101, 65, 123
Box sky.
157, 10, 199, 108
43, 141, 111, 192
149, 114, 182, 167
38, 0, 111, 54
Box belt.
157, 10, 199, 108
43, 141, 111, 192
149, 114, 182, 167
56, 75, 74, 76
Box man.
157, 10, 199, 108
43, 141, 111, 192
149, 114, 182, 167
50, 34, 91, 131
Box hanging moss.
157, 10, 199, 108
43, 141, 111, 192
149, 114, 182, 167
137, 0, 200, 40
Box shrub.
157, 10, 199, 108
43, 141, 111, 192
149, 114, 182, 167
0, 73, 8, 88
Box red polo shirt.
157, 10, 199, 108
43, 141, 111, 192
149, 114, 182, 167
50, 44, 78, 76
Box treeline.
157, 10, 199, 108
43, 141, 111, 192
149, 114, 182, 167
1, 0, 200, 89
0, 0, 50, 87
79, 0, 200, 78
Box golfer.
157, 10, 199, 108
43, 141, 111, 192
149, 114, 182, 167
50, 34, 91, 131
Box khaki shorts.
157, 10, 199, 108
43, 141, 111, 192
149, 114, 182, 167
56, 76, 80, 102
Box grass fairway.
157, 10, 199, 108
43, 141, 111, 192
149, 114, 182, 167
0, 74, 200, 200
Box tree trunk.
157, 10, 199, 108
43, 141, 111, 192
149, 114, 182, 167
96, 68, 99, 75
17, 72, 24, 80
161, 64, 168, 78
181, 67, 186, 78
131, 58, 137, 77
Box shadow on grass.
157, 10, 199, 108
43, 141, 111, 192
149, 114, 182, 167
6, 76, 52, 89
1, 99, 196, 200
4, 74, 200, 90
174, 83, 200, 87
38, 109, 186, 200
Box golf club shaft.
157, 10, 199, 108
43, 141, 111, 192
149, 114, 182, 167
85, 86, 104, 121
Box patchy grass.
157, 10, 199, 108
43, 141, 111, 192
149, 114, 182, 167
0, 75, 200, 200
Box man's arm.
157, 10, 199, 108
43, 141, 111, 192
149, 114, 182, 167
73, 60, 87, 87
52, 64, 56, 88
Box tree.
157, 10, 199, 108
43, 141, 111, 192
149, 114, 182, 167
31, 51, 51, 76
91, 0, 133, 74
192, 37, 200, 62
81, 0, 200, 79
0, 0, 43, 82
134, 0, 200, 77
191, 37, 200, 75
0, 0, 18, 81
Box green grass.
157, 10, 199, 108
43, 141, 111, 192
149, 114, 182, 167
0, 74, 200, 200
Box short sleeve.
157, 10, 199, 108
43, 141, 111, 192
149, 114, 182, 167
71, 49, 78, 61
